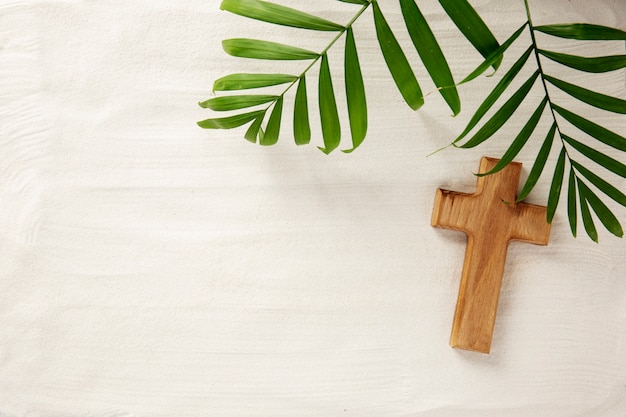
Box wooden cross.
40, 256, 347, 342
431, 157, 551, 354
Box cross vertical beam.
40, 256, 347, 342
432, 157, 551, 354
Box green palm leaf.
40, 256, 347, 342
579, 203, 599, 241
400, 0, 460, 115
293, 77, 311, 146
544, 75, 626, 114
478, 97, 548, 176
221, 0, 344, 31
198, 110, 266, 129
578, 179, 624, 238
578, 187, 598, 241
534, 23, 626, 41
460, 23, 528, 84
457, 70, 540, 148
568, 167, 578, 237
318, 54, 341, 154
456, 46, 533, 142
261, 97, 283, 146
223, 39, 319, 60
213, 73, 298, 91
245, 112, 265, 143
538, 49, 626, 73
372, 0, 423, 111
554, 105, 626, 152
562, 135, 626, 178
518, 123, 557, 201
337, 0, 369, 4
571, 161, 626, 207
547, 147, 566, 223
438, 0, 502, 70
199, 95, 278, 111
343, 27, 367, 153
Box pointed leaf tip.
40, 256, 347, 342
547, 147, 566, 224
198, 110, 266, 129
460, 23, 528, 85
221, 0, 344, 32
199, 94, 278, 111
400, 0, 459, 115
438, 0, 503, 70
318, 54, 341, 154
545, 75, 626, 114
458, 71, 540, 148
517, 123, 557, 202
539, 49, 626, 73
372, 1, 424, 111
260, 96, 283, 146
293, 76, 311, 146
568, 167, 579, 237
244, 112, 265, 143
344, 27, 368, 152
572, 161, 626, 208
337, 0, 369, 4
534, 23, 626, 41
553, 105, 626, 152
213, 73, 298, 91
578, 179, 624, 239
223, 38, 319, 60
562, 134, 626, 178
477, 97, 548, 176
455, 46, 534, 144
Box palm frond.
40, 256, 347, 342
200, 0, 501, 152
453, 3, 626, 241
200, 0, 625, 240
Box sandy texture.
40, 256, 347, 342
1, 0, 625, 416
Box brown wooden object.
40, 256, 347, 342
431, 157, 551, 354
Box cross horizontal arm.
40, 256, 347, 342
509, 202, 551, 245
431, 189, 474, 232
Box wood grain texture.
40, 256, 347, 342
432, 157, 551, 353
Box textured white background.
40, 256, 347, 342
1, 0, 625, 416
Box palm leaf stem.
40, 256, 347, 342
526, 11, 568, 145
522, 0, 582, 229
524, 1, 583, 171
258, 1, 373, 115
523, 0, 624, 239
